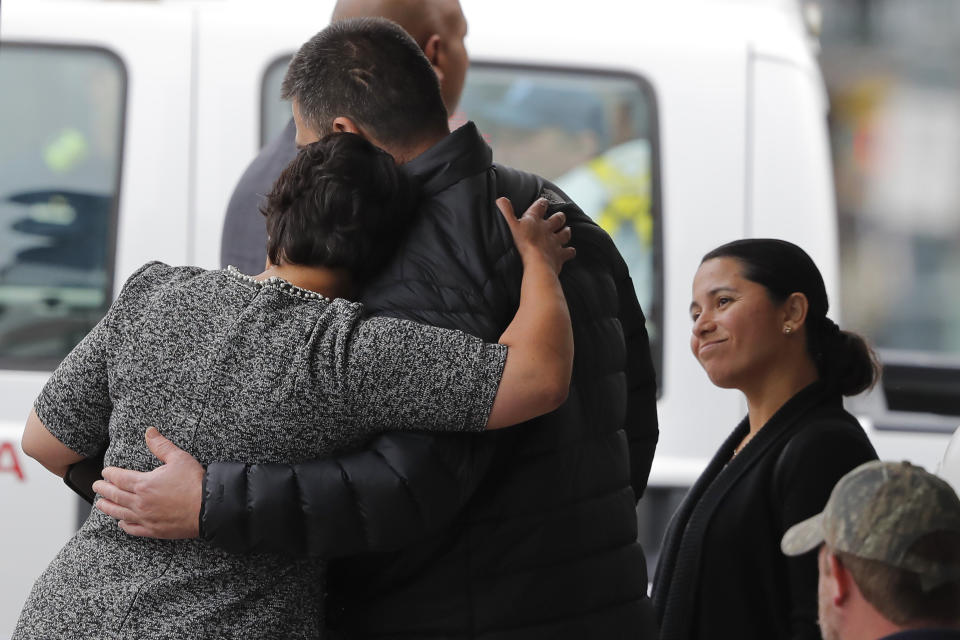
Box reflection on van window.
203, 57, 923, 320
0, 45, 124, 369
460, 66, 661, 355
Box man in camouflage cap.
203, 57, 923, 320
781, 460, 960, 640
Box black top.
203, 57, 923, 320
653, 383, 878, 640
219, 119, 298, 274
201, 122, 661, 639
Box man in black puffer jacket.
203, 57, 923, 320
94, 18, 659, 639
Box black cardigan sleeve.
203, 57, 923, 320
773, 419, 878, 640
201, 430, 495, 558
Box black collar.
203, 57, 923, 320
403, 122, 493, 198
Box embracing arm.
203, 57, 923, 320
20, 263, 150, 482
202, 430, 494, 556
96, 335, 503, 549
21, 409, 84, 478
201, 198, 573, 554
96, 199, 574, 552
486, 196, 573, 428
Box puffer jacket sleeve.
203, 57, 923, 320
616, 270, 659, 500
201, 430, 495, 558
535, 176, 660, 502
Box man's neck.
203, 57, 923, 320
840, 599, 907, 640
392, 128, 449, 164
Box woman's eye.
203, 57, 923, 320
691, 312, 701, 322
717, 296, 731, 307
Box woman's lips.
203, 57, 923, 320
698, 338, 727, 357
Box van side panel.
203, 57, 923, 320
747, 56, 839, 307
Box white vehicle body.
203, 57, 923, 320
0, 0, 950, 634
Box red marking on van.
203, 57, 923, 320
0, 442, 26, 481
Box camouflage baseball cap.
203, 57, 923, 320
781, 460, 960, 590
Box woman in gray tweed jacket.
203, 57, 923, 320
14, 133, 575, 639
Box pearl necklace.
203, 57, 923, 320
225, 265, 331, 302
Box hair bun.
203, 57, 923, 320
819, 324, 880, 396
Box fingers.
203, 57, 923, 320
94, 496, 139, 523
495, 197, 517, 227
100, 466, 145, 493
522, 197, 549, 220
560, 246, 577, 265
144, 427, 184, 464
546, 211, 566, 231
555, 226, 572, 245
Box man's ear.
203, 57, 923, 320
331, 116, 364, 136
825, 550, 851, 606
423, 34, 445, 84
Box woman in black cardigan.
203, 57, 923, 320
653, 239, 879, 640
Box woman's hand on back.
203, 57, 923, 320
497, 197, 575, 274
487, 196, 575, 430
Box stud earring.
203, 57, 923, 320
783, 326, 792, 334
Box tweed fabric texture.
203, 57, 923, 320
14, 261, 505, 639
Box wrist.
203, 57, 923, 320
518, 246, 547, 269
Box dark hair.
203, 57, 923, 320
281, 17, 448, 150
262, 132, 418, 281
702, 238, 880, 396
838, 533, 960, 626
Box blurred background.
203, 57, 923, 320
1, 0, 959, 636
820, 0, 960, 365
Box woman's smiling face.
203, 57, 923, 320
689, 257, 789, 390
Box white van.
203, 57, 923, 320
0, 0, 952, 634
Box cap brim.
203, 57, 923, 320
781, 512, 826, 556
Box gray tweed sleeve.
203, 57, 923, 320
33, 310, 114, 457
33, 261, 168, 456
342, 317, 507, 434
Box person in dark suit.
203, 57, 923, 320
653, 238, 880, 640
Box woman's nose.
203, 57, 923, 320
693, 312, 714, 336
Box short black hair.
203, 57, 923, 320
262, 132, 418, 281
703, 238, 880, 396
282, 17, 449, 150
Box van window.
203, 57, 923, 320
460, 64, 663, 377
260, 60, 663, 379
0, 45, 125, 370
